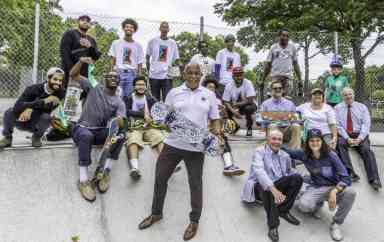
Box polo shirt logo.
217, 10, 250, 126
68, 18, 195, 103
201, 97, 207, 101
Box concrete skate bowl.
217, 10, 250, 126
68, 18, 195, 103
0, 141, 383, 242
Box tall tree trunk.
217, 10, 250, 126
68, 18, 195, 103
351, 38, 367, 104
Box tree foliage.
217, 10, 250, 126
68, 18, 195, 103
214, 0, 384, 103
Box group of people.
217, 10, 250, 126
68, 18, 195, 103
0, 15, 382, 242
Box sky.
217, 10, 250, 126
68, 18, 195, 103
59, 0, 384, 79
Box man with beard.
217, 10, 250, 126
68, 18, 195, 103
138, 64, 220, 241
222, 67, 257, 136
0, 67, 65, 148
60, 15, 101, 86
70, 57, 126, 202
125, 76, 164, 180
109, 18, 144, 100
261, 29, 302, 99
146, 21, 180, 101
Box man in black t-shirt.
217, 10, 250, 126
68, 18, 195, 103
0, 68, 65, 148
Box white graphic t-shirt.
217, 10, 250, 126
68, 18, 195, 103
215, 48, 241, 86
108, 39, 144, 70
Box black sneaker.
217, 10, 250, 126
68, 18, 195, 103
31, 134, 42, 147
268, 228, 279, 242
350, 173, 360, 182
0, 136, 12, 150
280, 212, 300, 226
371, 179, 382, 191
246, 128, 253, 137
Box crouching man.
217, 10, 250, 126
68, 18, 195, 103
0, 67, 65, 149
241, 129, 303, 242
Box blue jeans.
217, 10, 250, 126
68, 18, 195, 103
118, 69, 136, 98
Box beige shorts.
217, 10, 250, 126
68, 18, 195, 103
126, 129, 164, 148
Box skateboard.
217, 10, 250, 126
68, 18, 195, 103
151, 102, 222, 156
256, 111, 304, 128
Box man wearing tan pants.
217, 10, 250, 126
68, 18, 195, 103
260, 80, 301, 149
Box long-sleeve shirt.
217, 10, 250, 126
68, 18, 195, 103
260, 97, 296, 112
283, 148, 351, 188
60, 29, 101, 82
335, 101, 370, 140
241, 145, 296, 202
13, 83, 65, 116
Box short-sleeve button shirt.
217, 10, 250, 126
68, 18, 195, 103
164, 84, 220, 152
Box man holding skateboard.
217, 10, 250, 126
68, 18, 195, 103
138, 63, 221, 241
0, 67, 65, 149
70, 57, 126, 202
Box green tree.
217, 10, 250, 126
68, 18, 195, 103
214, 0, 384, 104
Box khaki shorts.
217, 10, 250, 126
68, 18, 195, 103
126, 129, 164, 148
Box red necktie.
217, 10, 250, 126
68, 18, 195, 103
347, 105, 353, 134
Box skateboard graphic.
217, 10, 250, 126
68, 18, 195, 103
151, 102, 222, 156
255, 111, 304, 128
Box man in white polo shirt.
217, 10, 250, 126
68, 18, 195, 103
108, 18, 144, 100
222, 66, 257, 136
138, 63, 221, 241
146, 21, 180, 101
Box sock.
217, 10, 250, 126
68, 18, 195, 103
79, 166, 89, 182
104, 158, 113, 170
129, 159, 139, 170
222, 152, 233, 168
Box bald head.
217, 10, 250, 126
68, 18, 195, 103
184, 63, 202, 90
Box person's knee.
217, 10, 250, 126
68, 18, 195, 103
291, 174, 304, 186
78, 130, 94, 143
342, 187, 356, 201
297, 197, 317, 213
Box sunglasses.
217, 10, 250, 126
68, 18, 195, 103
272, 87, 283, 90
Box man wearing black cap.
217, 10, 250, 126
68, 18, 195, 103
60, 15, 101, 86
0, 67, 65, 149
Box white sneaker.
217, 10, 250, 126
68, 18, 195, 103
330, 222, 344, 241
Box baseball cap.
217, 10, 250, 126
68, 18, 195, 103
46, 67, 64, 79
224, 34, 236, 42
311, 88, 324, 95
78, 15, 91, 22
232, 66, 244, 74
330, 55, 343, 68
307, 129, 323, 140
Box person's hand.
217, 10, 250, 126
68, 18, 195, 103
80, 57, 95, 65
328, 189, 337, 211
271, 187, 286, 205
44, 95, 60, 106
233, 111, 242, 119
144, 115, 152, 124
18, 108, 33, 122
79, 38, 92, 48
353, 138, 363, 145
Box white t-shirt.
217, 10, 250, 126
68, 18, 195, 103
297, 102, 336, 135
215, 48, 241, 86
146, 37, 180, 79
189, 53, 215, 78
222, 79, 256, 102
108, 39, 144, 70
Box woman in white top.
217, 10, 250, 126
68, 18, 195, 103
297, 88, 338, 149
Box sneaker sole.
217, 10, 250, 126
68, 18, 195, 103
130, 171, 142, 180
223, 169, 245, 176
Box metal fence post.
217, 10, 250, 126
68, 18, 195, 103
200, 16, 204, 41
334, 31, 339, 56
32, 0, 40, 84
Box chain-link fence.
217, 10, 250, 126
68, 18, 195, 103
1, 4, 384, 129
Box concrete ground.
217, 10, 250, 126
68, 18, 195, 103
0, 130, 384, 242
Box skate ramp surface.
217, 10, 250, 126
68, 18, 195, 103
1, 140, 384, 242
